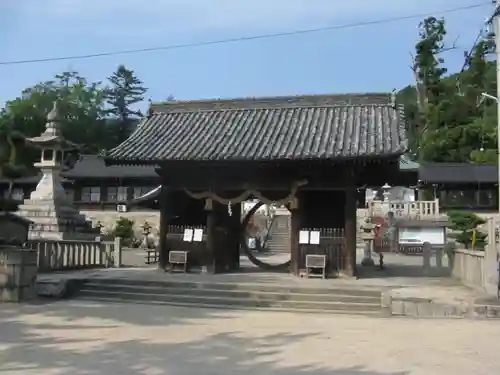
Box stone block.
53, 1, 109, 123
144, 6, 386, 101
36, 280, 67, 298
486, 305, 500, 318
0, 247, 38, 303
390, 300, 405, 315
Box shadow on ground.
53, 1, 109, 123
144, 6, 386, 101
0, 300, 409, 375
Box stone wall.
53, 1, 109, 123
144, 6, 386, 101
452, 249, 485, 291
81, 210, 160, 236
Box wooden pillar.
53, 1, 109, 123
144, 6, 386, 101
228, 203, 241, 271
289, 197, 301, 276
158, 184, 170, 269
344, 187, 357, 277
204, 198, 216, 273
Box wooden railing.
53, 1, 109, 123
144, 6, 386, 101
368, 199, 440, 218
25, 239, 115, 272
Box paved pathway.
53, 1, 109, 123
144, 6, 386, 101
1, 300, 498, 375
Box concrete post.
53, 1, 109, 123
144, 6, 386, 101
484, 218, 499, 296
114, 237, 122, 268
422, 242, 431, 276
435, 247, 443, 269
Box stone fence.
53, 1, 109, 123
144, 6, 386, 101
368, 199, 440, 218
451, 217, 499, 296
452, 249, 486, 290
25, 238, 121, 272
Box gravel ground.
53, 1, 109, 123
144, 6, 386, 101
1, 300, 499, 375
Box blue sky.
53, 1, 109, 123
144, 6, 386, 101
0, 0, 494, 109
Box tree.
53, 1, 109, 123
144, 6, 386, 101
104, 65, 147, 144
399, 17, 497, 163
447, 211, 486, 249
3, 71, 112, 154
0, 114, 27, 211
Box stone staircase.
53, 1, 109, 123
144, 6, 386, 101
74, 278, 385, 315
265, 214, 291, 253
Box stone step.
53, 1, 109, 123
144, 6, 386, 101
77, 283, 383, 314
80, 283, 381, 304
82, 277, 383, 297
76, 295, 384, 316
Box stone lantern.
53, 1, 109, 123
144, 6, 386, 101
381, 183, 391, 202
17, 102, 99, 240
360, 218, 375, 266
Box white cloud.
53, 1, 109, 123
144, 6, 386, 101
11, 0, 477, 37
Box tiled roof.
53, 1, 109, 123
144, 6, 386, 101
106, 93, 407, 163
419, 163, 497, 183
64, 155, 157, 178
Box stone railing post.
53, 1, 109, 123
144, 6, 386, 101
435, 247, 443, 269
422, 242, 431, 276
484, 218, 499, 296
434, 198, 440, 216
114, 237, 122, 268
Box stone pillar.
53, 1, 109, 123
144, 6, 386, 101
0, 248, 38, 302
344, 188, 357, 277
113, 237, 122, 268
485, 218, 500, 296
422, 242, 431, 276
435, 247, 443, 269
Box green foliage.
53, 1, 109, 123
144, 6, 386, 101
0, 115, 28, 211
112, 217, 135, 246
104, 65, 147, 144
0, 66, 149, 162
398, 17, 496, 163
447, 211, 487, 249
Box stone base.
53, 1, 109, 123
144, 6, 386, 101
36, 278, 84, 298
382, 287, 500, 319
18, 198, 99, 240
0, 247, 38, 303
361, 258, 375, 266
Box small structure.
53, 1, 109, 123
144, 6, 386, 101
395, 217, 448, 257
17, 102, 99, 240
0, 212, 37, 302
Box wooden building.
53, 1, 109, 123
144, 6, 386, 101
418, 163, 498, 211
104, 93, 408, 276
0, 155, 159, 210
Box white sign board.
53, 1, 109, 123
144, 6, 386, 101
398, 227, 445, 246
299, 231, 310, 244
309, 231, 320, 245
183, 228, 193, 242
193, 229, 203, 242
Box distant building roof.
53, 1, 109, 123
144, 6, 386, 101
419, 163, 497, 183
64, 155, 157, 179
106, 93, 407, 163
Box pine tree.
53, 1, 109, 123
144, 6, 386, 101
104, 65, 147, 144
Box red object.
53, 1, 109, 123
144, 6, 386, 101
371, 216, 385, 253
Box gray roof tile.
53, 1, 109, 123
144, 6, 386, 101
419, 163, 497, 183
65, 155, 157, 178
106, 93, 407, 163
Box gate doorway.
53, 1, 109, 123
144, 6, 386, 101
240, 201, 291, 272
